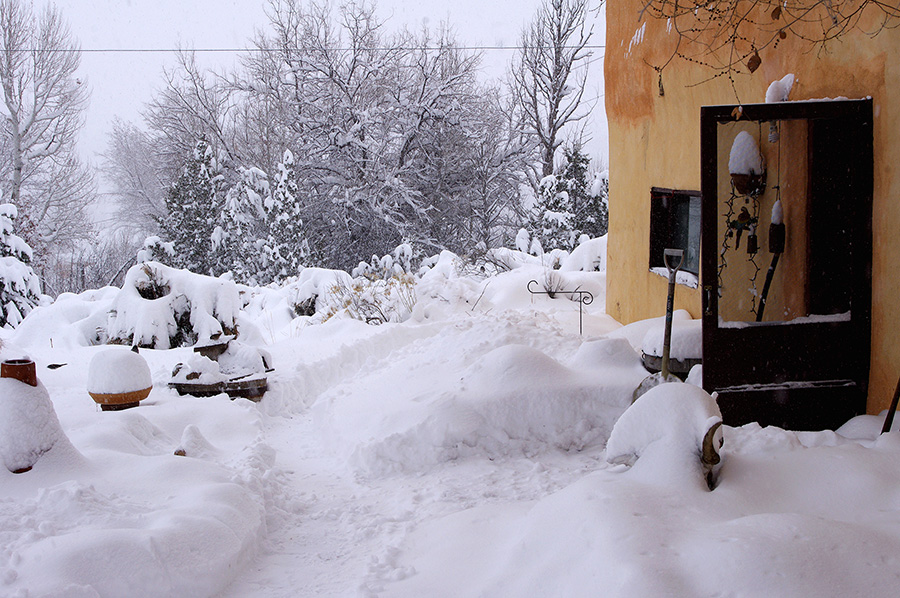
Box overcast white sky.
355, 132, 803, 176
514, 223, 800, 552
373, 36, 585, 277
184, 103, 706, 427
53, 0, 606, 166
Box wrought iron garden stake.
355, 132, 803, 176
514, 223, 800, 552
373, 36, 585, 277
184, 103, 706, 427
527, 280, 594, 335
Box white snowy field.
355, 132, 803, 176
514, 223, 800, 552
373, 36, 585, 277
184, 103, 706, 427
2, 245, 900, 597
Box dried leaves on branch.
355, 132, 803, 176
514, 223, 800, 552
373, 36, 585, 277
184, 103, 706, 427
640, 0, 900, 81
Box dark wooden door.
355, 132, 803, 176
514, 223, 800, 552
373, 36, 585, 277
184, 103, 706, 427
700, 100, 872, 430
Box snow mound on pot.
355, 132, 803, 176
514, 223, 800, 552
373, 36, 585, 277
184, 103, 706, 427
728, 131, 764, 175
606, 382, 722, 490
0, 377, 69, 473
87, 348, 152, 394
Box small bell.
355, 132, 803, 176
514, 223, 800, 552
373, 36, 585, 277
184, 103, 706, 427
746, 225, 758, 255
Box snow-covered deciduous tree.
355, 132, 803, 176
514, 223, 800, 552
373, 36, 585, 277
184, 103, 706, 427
0, 201, 40, 327
101, 119, 168, 236
144, 50, 237, 177
510, 0, 593, 182
0, 0, 94, 261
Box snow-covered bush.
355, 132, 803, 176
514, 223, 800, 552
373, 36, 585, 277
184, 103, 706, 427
324, 273, 417, 325
282, 268, 353, 317
106, 262, 241, 349
351, 243, 416, 279
0, 203, 41, 328
311, 244, 419, 325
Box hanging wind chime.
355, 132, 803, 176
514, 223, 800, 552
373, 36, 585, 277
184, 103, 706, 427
721, 128, 766, 315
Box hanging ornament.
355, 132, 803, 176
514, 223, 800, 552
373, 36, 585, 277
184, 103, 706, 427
746, 223, 758, 255
728, 131, 766, 196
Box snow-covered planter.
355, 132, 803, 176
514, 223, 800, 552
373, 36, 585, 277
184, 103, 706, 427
106, 262, 240, 349
87, 348, 153, 411
0, 359, 64, 473
728, 131, 766, 196
607, 383, 724, 490
640, 319, 703, 376
169, 338, 271, 400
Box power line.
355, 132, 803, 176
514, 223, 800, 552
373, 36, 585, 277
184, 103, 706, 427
5, 44, 605, 54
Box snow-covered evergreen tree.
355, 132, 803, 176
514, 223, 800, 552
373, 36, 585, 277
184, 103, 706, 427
0, 203, 41, 328
565, 144, 607, 239
216, 165, 270, 284
581, 169, 609, 239
263, 149, 309, 280
527, 144, 606, 251
157, 140, 226, 275
528, 174, 577, 252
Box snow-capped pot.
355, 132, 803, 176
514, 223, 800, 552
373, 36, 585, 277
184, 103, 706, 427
1, 358, 37, 386
0, 366, 62, 473
87, 348, 153, 411
728, 131, 766, 196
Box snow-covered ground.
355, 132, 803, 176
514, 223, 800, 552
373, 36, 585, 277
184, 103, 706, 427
2, 248, 900, 597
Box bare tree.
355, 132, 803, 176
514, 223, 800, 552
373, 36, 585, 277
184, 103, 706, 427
144, 49, 238, 176
641, 1, 900, 87
0, 0, 93, 257
510, 0, 593, 181
101, 119, 167, 235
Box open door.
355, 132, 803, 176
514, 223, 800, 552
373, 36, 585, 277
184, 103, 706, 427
700, 99, 872, 430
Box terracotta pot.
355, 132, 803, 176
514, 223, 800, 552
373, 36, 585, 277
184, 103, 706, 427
730, 172, 766, 197
89, 386, 152, 411
1, 359, 37, 387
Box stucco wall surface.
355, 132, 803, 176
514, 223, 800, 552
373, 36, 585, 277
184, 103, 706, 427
605, 1, 899, 413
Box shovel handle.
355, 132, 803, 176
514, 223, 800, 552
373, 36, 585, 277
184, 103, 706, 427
661, 249, 684, 379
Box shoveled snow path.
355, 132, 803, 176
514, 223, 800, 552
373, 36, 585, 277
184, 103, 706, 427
216, 309, 622, 597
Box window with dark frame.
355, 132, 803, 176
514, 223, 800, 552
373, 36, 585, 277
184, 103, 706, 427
649, 187, 701, 275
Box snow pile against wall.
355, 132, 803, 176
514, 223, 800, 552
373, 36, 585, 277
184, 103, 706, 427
106, 262, 241, 349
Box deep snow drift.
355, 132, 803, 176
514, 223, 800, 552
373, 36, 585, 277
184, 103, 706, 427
2, 245, 900, 597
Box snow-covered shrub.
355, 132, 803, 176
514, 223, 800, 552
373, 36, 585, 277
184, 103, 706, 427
323, 273, 417, 325
315, 244, 418, 324
560, 235, 608, 272
137, 235, 175, 264
282, 268, 353, 317
106, 262, 240, 349
0, 203, 41, 328
351, 243, 416, 279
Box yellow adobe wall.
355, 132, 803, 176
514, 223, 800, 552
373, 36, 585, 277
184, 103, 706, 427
605, 1, 900, 413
